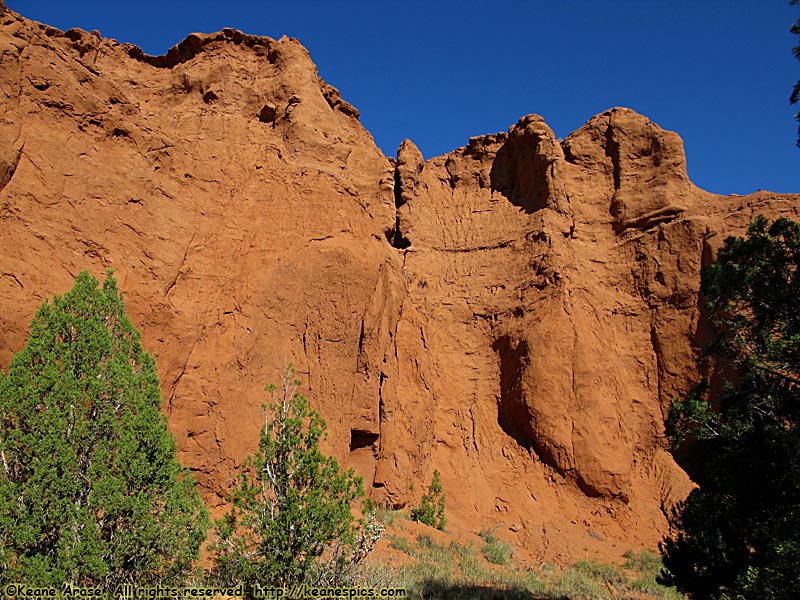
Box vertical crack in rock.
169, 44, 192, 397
391, 165, 410, 249
349, 261, 406, 497
373, 290, 405, 501
468, 405, 479, 454
302, 321, 313, 393
169, 334, 200, 412
165, 232, 195, 297
650, 319, 666, 422
377, 371, 387, 429
356, 318, 366, 367
494, 335, 534, 451
604, 122, 628, 234
604, 124, 622, 192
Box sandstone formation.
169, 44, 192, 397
1, 8, 798, 564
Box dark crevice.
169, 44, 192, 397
356, 319, 366, 362
488, 134, 552, 214
605, 124, 626, 234
431, 239, 514, 253
2, 272, 23, 289
494, 336, 534, 451
349, 429, 380, 492
576, 476, 610, 499
349, 429, 379, 452
258, 103, 277, 123
604, 125, 621, 191
0, 144, 23, 194
391, 163, 410, 249
562, 139, 579, 166
493, 335, 570, 479
378, 371, 387, 423
650, 322, 665, 419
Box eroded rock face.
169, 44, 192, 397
0, 10, 398, 503
1, 8, 798, 563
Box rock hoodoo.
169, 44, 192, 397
1, 7, 798, 563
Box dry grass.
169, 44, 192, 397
361, 530, 684, 600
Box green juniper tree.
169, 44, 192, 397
411, 470, 446, 531
0, 271, 208, 588
660, 217, 800, 599
211, 365, 381, 588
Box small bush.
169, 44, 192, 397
623, 549, 662, 572
573, 560, 626, 585
480, 534, 513, 566
411, 470, 446, 530
551, 566, 610, 599
449, 541, 473, 559
623, 550, 684, 599
389, 536, 413, 555
376, 505, 405, 527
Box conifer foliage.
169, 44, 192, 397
660, 217, 800, 599
211, 366, 380, 588
411, 470, 446, 531
0, 271, 208, 588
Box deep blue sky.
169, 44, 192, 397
7, 1, 800, 195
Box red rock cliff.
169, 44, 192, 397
1, 8, 798, 563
